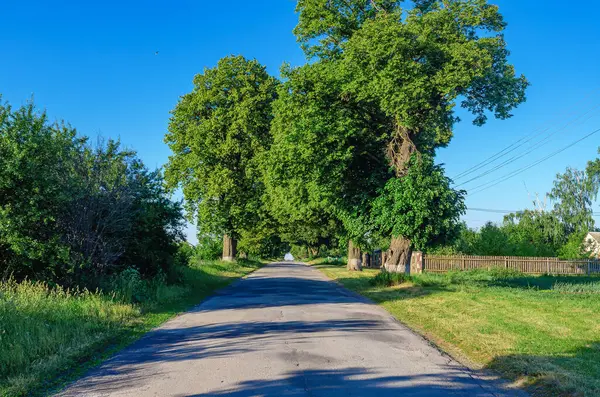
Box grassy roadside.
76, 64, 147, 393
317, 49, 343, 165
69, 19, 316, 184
0, 259, 261, 397
311, 258, 600, 397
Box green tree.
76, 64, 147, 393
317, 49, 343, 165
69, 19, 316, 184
0, 100, 82, 281
0, 99, 184, 286
261, 61, 391, 269
548, 167, 598, 236
294, 0, 528, 271
294, 0, 400, 58
165, 56, 278, 261
372, 155, 465, 270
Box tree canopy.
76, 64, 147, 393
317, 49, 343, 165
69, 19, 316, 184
0, 99, 184, 286
165, 56, 278, 258
165, 0, 530, 270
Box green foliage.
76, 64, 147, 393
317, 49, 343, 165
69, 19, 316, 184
173, 242, 196, 268
0, 99, 184, 287
194, 235, 223, 261
262, 61, 389, 248
236, 229, 288, 259
341, 5, 527, 143
165, 56, 278, 241
558, 231, 588, 260
549, 167, 599, 235
286, 0, 527, 255
373, 155, 466, 249
294, 0, 399, 58
0, 100, 83, 281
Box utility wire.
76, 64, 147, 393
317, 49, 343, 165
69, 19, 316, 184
452, 89, 600, 181
454, 104, 600, 187
467, 126, 600, 195
467, 207, 600, 217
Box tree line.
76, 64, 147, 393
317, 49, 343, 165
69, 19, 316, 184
165, 0, 529, 271
0, 100, 184, 288
431, 156, 600, 258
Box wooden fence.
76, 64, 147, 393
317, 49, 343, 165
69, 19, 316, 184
423, 254, 600, 275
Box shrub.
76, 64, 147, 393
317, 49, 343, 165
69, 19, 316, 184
195, 235, 222, 261
0, 99, 184, 288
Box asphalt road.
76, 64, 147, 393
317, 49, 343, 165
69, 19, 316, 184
57, 262, 524, 397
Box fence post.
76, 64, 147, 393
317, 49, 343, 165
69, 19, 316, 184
587, 261, 591, 275
504, 256, 508, 269
462, 256, 466, 270
410, 251, 423, 274
546, 258, 551, 274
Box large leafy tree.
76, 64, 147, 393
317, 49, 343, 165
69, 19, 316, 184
372, 155, 465, 270
165, 56, 278, 260
549, 166, 599, 236
261, 61, 391, 268
293, 0, 528, 271
0, 101, 83, 280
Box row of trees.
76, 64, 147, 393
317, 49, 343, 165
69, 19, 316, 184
165, 0, 528, 271
0, 99, 184, 287
433, 153, 600, 258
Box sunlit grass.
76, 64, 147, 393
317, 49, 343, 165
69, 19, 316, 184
315, 262, 600, 397
0, 259, 261, 396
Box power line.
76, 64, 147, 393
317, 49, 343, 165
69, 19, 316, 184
467, 207, 516, 214
454, 104, 600, 187
467, 207, 600, 217
452, 89, 600, 182
467, 126, 600, 195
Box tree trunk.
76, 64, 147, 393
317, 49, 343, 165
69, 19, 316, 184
384, 236, 412, 273
347, 240, 362, 271
222, 234, 237, 262
362, 252, 371, 268
309, 246, 319, 257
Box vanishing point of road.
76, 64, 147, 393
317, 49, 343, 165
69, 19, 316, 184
57, 262, 524, 397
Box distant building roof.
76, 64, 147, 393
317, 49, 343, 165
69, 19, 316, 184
588, 232, 600, 243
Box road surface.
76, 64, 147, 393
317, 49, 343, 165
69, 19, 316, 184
57, 262, 523, 397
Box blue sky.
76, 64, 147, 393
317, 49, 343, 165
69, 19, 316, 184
2, 0, 599, 243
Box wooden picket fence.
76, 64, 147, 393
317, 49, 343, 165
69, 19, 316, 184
423, 254, 600, 275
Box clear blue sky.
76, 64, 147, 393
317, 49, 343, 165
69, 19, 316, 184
2, 0, 600, 244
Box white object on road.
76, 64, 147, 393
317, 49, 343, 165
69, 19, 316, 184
284, 252, 294, 261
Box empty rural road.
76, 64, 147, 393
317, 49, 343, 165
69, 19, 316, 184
57, 262, 523, 397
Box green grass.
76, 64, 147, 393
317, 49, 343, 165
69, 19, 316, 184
0, 259, 261, 397
313, 260, 600, 397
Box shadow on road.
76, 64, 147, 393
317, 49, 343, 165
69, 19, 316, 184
57, 263, 523, 397
185, 367, 495, 397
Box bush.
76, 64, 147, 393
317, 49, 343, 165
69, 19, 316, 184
0, 99, 184, 288
195, 235, 222, 261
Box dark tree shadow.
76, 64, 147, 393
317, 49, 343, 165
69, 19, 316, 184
184, 367, 514, 397
55, 262, 526, 397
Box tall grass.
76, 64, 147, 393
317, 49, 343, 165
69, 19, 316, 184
0, 279, 138, 396
0, 259, 261, 396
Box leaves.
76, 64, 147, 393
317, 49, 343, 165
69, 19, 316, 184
0, 99, 184, 286
372, 155, 466, 250
165, 56, 278, 239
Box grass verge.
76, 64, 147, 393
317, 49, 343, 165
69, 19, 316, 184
0, 259, 261, 397
311, 258, 600, 397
